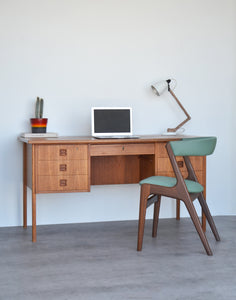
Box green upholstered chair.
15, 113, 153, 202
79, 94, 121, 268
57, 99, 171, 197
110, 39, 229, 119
137, 137, 220, 255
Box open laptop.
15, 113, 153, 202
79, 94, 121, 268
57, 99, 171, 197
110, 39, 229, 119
91, 107, 139, 139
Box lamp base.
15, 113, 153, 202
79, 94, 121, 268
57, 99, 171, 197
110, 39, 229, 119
161, 127, 185, 136
161, 131, 177, 136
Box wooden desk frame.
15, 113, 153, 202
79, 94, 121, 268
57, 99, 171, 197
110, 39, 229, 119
20, 135, 206, 242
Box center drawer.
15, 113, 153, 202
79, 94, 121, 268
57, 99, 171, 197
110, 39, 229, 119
90, 143, 155, 156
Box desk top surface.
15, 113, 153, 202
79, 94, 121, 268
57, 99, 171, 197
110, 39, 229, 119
19, 135, 196, 145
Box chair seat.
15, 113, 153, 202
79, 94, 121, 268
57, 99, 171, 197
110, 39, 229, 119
140, 176, 204, 194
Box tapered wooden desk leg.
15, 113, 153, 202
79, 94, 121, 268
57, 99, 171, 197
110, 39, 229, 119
23, 143, 27, 228
23, 186, 27, 228
201, 157, 206, 232
31, 144, 37, 242
176, 199, 180, 220
32, 192, 36, 242
202, 176, 206, 232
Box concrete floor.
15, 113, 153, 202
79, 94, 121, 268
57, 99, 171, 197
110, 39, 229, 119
0, 216, 235, 300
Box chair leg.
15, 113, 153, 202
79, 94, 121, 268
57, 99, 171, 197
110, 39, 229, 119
176, 199, 180, 220
183, 197, 213, 256
137, 184, 150, 251
152, 195, 161, 238
198, 193, 220, 241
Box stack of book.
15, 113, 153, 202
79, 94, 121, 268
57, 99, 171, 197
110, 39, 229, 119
20, 133, 58, 138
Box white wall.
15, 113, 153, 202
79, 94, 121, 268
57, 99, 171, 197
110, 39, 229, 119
0, 0, 235, 227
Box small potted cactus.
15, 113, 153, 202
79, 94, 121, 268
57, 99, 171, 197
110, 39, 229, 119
30, 97, 48, 133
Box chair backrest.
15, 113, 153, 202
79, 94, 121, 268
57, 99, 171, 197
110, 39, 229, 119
169, 137, 217, 157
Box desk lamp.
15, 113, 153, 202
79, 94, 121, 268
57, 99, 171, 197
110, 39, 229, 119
151, 79, 191, 134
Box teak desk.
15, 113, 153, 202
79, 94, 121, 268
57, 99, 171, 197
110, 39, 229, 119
19, 135, 206, 242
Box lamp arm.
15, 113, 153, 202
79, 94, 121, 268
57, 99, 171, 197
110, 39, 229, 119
167, 88, 191, 133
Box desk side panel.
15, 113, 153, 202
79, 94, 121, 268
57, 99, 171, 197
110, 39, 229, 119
139, 155, 155, 181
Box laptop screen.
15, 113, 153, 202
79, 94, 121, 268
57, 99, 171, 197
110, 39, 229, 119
91, 107, 132, 137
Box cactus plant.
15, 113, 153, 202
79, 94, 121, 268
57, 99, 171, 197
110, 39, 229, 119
31, 97, 47, 133
35, 97, 44, 118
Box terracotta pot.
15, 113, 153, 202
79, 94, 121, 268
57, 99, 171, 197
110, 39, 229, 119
30, 118, 48, 133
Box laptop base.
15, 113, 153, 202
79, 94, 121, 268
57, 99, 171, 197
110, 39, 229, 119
93, 135, 140, 139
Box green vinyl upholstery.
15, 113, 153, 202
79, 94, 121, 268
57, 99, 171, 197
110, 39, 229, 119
169, 137, 217, 156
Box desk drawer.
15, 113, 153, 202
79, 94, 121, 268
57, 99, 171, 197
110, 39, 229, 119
158, 171, 203, 184
90, 143, 155, 156
157, 156, 203, 173
37, 175, 89, 192
37, 145, 88, 161
37, 160, 88, 176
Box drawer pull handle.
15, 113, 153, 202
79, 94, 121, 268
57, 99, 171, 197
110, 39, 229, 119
177, 161, 184, 168
60, 179, 67, 186
59, 164, 67, 171
59, 149, 67, 156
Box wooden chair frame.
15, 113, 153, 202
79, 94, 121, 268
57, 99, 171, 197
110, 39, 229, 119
137, 142, 220, 255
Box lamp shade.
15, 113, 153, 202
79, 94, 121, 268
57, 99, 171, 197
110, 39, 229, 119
151, 80, 168, 96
